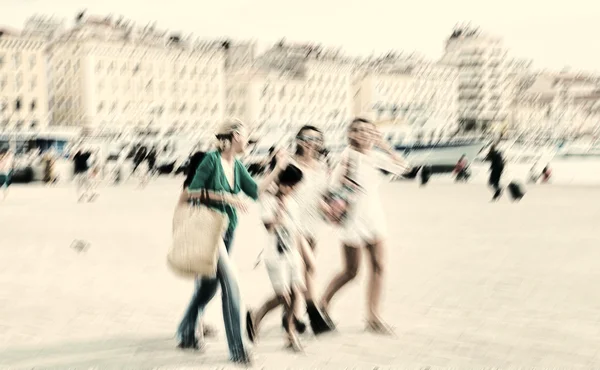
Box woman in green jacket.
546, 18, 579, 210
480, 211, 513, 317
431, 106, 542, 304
176, 119, 285, 365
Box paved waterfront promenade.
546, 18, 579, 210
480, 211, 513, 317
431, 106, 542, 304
1, 179, 599, 369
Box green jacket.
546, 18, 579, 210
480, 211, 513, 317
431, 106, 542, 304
188, 151, 259, 236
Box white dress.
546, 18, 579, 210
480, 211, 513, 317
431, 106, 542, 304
331, 147, 404, 246
260, 194, 305, 295
289, 159, 329, 238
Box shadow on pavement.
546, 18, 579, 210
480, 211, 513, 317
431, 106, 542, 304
0, 335, 229, 369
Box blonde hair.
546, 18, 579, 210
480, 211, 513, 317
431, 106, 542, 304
215, 118, 245, 151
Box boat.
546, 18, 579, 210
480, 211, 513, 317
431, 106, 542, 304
556, 137, 600, 157
379, 123, 487, 173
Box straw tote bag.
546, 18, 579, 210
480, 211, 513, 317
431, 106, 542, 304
168, 189, 229, 279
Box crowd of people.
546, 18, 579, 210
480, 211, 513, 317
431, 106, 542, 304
2, 117, 557, 365
175, 117, 410, 365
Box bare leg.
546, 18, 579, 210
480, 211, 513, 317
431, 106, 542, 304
284, 289, 302, 352
301, 236, 317, 303
364, 241, 385, 323
254, 295, 282, 330
320, 245, 361, 311
364, 240, 393, 335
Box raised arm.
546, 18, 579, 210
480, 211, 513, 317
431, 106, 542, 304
237, 150, 290, 201
237, 163, 260, 201
373, 134, 410, 175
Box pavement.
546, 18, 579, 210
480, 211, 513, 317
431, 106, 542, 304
1, 178, 599, 369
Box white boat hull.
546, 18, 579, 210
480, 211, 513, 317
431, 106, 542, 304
399, 142, 486, 167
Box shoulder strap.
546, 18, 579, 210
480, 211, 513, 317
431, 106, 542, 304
344, 149, 357, 180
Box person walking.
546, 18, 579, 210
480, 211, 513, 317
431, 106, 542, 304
0, 148, 14, 200
486, 144, 505, 201
72, 146, 92, 202
245, 125, 334, 340
318, 117, 410, 335
248, 164, 306, 352
175, 119, 287, 365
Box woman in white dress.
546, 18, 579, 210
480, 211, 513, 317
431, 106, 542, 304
288, 125, 335, 333
245, 125, 335, 339
319, 117, 410, 334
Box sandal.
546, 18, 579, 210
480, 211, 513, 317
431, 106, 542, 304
285, 334, 304, 353
307, 302, 335, 335
231, 351, 254, 366
281, 314, 307, 334
365, 319, 395, 336
177, 336, 204, 351
245, 310, 257, 343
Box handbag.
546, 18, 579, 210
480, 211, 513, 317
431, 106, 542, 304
321, 151, 360, 225
168, 189, 229, 279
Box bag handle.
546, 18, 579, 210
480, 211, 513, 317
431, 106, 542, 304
342, 150, 358, 189
199, 188, 210, 205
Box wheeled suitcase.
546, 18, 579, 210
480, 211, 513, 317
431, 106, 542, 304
507, 181, 525, 201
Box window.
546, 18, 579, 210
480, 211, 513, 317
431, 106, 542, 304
15, 97, 22, 111
97, 101, 104, 113
29, 55, 36, 68
13, 53, 21, 68
0, 99, 6, 113
0, 75, 5, 90
0, 54, 4, 68
30, 77, 36, 91
15, 73, 22, 90
30, 100, 36, 112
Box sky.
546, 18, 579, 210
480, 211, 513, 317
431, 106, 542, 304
2, 0, 600, 72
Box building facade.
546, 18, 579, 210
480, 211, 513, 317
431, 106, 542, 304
513, 71, 600, 137
443, 25, 521, 132
0, 27, 50, 132
353, 53, 459, 136
227, 41, 354, 144
47, 13, 228, 137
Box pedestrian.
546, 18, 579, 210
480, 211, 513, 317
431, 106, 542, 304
318, 117, 410, 335
175, 119, 288, 365
132, 145, 147, 175
72, 146, 92, 202
246, 125, 334, 341
486, 144, 505, 201
246, 164, 306, 352
0, 148, 14, 201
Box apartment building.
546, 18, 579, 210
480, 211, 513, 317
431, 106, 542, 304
0, 27, 50, 132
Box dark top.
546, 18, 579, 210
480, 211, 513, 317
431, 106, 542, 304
73, 151, 91, 174
183, 151, 206, 189
134, 147, 148, 164
486, 149, 505, 172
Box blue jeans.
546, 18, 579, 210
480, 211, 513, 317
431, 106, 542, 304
176, 232, 248, 361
